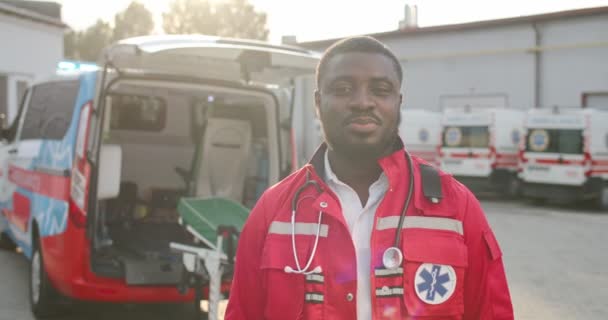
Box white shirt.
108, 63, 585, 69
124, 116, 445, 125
324, 151, 388, 320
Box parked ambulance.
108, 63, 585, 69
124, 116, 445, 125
0, 35, 318, 318
439, 107, 525, 196
519, 107, 608, 209
399, 109, 441, 165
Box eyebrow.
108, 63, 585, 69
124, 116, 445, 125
326, 76, 397, 85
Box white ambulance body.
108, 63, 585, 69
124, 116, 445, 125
520, 108, 608, 209
399, 109, 441, 165
440, 107, 524, 195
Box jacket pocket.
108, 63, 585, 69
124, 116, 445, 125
260, 237, 308, 320
402, 229, 468, 318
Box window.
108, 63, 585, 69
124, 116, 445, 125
20, 80, 80, 140
443, 126, 490, 148
109, 94, 166, 131
526, 129, 583, 154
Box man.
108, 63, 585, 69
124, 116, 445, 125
225, 36, 513, 319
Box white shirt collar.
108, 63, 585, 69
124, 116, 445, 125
324, 149, 388, 192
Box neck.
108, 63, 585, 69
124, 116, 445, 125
328, 149, 382, 188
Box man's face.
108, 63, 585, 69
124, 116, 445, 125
315, 52, 402, 158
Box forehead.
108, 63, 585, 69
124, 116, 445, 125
322, 52, 400, 85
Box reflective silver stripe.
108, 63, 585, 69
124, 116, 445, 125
305, 293, 324, 303
269, 221, 329, 237
376, 216, 463, 235
375, 286, 404, 297
306, 274, 324, 283
374, 267, 403, 277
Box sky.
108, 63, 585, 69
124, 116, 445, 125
57, 0, 608, 43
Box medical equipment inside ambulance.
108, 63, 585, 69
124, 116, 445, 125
85, 36, 319, 319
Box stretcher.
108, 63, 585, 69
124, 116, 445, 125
170, 197, 249, 320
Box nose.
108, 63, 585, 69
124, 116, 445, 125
348, 88, 375, 110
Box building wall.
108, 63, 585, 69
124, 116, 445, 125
539, 15, 608, 109
380, 25, 535, 111
304, 12, 608, 112
0, 13, 63, 123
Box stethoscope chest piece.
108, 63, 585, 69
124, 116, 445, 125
382, 247, 403, 269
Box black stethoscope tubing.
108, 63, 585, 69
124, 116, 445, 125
287, 150, 415, 272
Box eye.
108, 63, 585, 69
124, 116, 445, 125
330, 83, 353, 96
371, 85, 393, 96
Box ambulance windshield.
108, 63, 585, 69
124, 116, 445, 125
443, 126, 489, 148
525, 128, 583, 154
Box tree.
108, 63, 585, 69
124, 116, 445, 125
214, 0, 269, 40
64, 30, 79, 60
162, 0, 216, 35
74, 19, 113, 61
112, 1, 154, 42
163, 0, 269, 40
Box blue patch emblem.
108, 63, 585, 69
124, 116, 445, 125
444, 127, 462, 147
511, 129, 521, 145
419, 128, 429, 143
529, 129, 549, 152
415, 264, 457, 304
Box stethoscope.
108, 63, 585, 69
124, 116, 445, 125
284, 150, 415, 274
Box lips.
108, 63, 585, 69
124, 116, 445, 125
345, 115, 381, 126
348, 117, 378, 125
345, 116, 381, 133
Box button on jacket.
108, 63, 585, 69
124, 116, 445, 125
225, 143, 514, 319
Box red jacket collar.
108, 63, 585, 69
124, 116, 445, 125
303, 139, 431, 212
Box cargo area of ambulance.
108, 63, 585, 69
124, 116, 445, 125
439, 107, 523, 196
84, 36, 317, 316
519, 107, 608, 209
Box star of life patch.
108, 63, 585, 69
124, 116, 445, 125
414, 263, 457, 305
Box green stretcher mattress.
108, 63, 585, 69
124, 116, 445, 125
177, 197, 250, 248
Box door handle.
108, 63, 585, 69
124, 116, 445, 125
8, 149, 16, 154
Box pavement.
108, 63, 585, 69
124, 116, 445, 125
0, 198, 606, 319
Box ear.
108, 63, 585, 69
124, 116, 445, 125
399, 93, 403, 107
314, 89, 321, 118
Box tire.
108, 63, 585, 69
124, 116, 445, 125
0, 232, 17, 251
531, 197, 547, 206
30, 236, 61, 318
598, 187, 608, 212
155, 301, 205, 320
505, 176, 521, 199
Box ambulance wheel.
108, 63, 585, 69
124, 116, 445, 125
598, 187, 608, 212
30, 235, 60, 318
0, 232, 17, 251
505, 176, 521, 199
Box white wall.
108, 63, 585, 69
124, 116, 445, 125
381, 25, 537, 111
539, 15, 608, 108
0, 13, 64, 123
305, 12, 608, 112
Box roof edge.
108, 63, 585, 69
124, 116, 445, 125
298, 5, 608, 48
0, 2, 66, 28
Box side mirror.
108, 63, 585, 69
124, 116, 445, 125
97, 145, 122, 200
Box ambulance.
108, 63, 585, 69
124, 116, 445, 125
0, 35, 318, 318
399, 109, 441, 165
519, 107, 608, 209
439, 107, 525, 196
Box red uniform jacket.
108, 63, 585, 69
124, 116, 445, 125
226, 144, 513, 319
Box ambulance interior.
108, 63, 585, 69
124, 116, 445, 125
92, 80, 280, 283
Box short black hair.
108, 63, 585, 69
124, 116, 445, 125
315, 36, 403, 88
